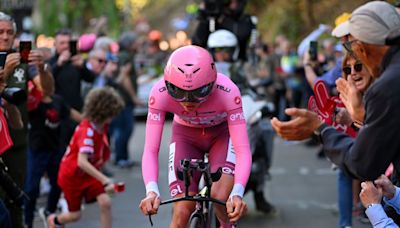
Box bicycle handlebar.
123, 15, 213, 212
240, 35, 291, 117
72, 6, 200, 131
160, 195, 226, 206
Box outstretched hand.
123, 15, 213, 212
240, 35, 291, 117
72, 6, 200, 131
226, 196, 247, 223
271, 108, 323, 141
139, 191, 160, 216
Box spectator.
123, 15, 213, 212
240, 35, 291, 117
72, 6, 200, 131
81, 48, 108, 98
108, 31, 142, 168
360, 175, 399, 228
191, 0, 256, 61
270, 3, 400, 221
48, 87, 124, 228
0, 69, 23, 228
0, 11, 53, 228
23, 66, 82, 228
48, 28, 96, 153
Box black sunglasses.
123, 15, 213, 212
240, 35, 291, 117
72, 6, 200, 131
95, 58, 108, 64
343, 63, 363, 75
165, 81, 214, 103
342, 40, 357, 53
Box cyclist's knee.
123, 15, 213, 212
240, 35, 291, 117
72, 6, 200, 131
211, 174, 234, 201
172, 201, 195, 224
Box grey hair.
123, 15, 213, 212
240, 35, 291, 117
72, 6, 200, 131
88, 48, 106, 59
93, 36, 114, 52
0, 12, 17, 34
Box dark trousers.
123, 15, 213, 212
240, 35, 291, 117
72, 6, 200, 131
23, 147, 64, 227
0, 144, 27, 228
0, 199, 11, 228
109, 105, 134, 162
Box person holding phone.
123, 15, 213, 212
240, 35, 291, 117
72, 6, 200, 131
48, 28, 96, 156
0, 11, 54, 228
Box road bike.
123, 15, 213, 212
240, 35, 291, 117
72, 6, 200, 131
149, 158, 226, 228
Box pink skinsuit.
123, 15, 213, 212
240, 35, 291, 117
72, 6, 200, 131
142, 73, 252, 198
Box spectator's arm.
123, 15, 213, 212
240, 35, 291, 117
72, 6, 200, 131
304, 64, 318, 88
321, 81, 398, 180
32, 64, 54, 96
69, 108, 83, 123
79, 61, 96, 83
2, 100, 23, 129
77, 153, 110, 185
117, 62, 143, 106
297, 24, 330, 57
365, 205, 399, 228
384, 187, 400, 214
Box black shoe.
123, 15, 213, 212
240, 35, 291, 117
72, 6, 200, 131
254, 192, 278, 216
317, 148, 325, 159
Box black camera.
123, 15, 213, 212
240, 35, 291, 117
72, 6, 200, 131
204, 0, 226, 17
1, 87, 27, 106
0, 159, 29, 206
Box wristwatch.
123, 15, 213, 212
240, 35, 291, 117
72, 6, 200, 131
313, 123, 329, 143
367, 203, 379, 209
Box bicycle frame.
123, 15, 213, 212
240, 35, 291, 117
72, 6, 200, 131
149, 159, 225, 227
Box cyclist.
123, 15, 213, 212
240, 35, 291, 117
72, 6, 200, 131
139, 45, 251, 227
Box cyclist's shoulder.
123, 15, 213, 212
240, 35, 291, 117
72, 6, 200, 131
214, 73, 240, 95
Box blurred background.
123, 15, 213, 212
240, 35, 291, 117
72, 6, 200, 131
1, 0, 394, 51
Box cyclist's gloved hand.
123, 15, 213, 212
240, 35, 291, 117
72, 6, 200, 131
226, 196, 247, 223
139, 191, 160, 215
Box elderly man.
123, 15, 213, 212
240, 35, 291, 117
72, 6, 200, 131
272, 0, 400, 185
0, 11, 53, 228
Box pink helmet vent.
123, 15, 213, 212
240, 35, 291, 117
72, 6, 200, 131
164, 45, 217, 90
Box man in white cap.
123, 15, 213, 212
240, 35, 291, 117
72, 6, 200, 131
271, 1, 400, 225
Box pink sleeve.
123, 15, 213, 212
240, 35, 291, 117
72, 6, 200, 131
141, 107, 166, 186
218, 75, 252, 188
227, 107, 252, 188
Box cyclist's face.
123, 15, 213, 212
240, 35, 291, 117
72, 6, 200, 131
179, 102, 200, 112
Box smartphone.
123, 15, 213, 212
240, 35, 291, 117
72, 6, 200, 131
69, 40, 78, 56
0, 52, 7, 69
309, 41, 318, 61
19, 41, 32, 64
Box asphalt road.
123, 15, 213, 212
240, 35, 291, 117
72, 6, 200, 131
33, 119, 372, 228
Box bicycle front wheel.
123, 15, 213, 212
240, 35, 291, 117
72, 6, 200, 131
189, 214, 204, 228
206, 203, 219, 228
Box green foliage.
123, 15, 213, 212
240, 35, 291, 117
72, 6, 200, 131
34, 0, 121, 37
247, 0, 373, 45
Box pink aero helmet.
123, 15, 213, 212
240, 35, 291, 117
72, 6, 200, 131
164, 45, 216, 90
164, 45, 217, 102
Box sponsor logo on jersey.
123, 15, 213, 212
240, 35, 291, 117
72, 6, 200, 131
170, 185, 183, 197
216, 84, 231, 93
229, 112, 245, 121
147, 111, 161, 121
222, 167, 234, 175
84, 138, 94, 146
87, 128, 94, 137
